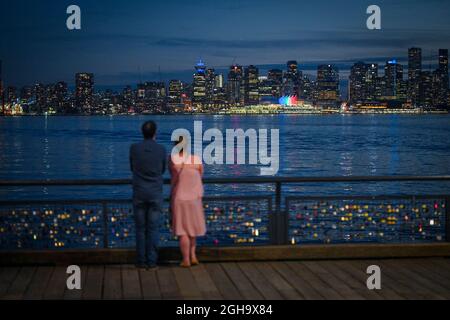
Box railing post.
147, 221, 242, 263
269, 183, 278, 245
446, 197, 450, 242
275, 181, 287, 245
102, 202, 109, 249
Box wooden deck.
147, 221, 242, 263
1, 258, 450, 300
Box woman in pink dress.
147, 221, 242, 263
169, 138, 206, 268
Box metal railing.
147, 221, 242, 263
0, 176, 449, 249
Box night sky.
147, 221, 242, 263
1, 0, 450, 88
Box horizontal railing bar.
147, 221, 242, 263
0, 195, 273, 206
1, 175, 450, 187
285, 194, 450, 201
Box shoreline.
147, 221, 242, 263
1, 111, 448, 117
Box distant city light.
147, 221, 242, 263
279, 95, 298, 106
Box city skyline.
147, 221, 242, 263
2, 0, 450, 87
1, 45, 449, 116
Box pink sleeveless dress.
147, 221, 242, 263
169, 154, 206, 237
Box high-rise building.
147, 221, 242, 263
34, 83, 47, 113
192, 59, 207, 108
420, 71, 434, 108
434, 49, 449, 108
168, 80, 183, 112
383, 59, 403, 99
283, 61, 300, 96
408, 48, 422, 105
50, 81, 68, 113
349, 62, 368, 103
169, 80, 183, 103
75, 73, 94, 112
299, 75, 315, 101
227, 65, 243, 106
316, 64, 340, 108
214, 74, 224, 89
268, 69, 282, 98
205, 68, 216, 104
244, 65, 259, 105
366, 64, 379, 101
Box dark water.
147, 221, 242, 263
1, 115, 450, 200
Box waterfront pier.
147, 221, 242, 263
1, 176, 450, 300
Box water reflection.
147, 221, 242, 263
0, 115, 449, 200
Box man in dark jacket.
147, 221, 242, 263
130, 121, 166, 269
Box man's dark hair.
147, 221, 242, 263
142, 121, 157, 139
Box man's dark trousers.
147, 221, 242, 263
133, 198, 161, 266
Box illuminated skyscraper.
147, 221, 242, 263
205, 68, 216, 104
268, 69, 282, 98
434, 49, 449, 107
283, 60, 300, 96
420, 71, 434, 108
349, 62, 368, 103
366, 63, 379, 101
383, 59, 403, 99
408, 47, 422, 105
192, 59, 207, 108
227, 65, 243, 106
75, 73, 94, 112
168, 80, 183, 112
316, 64, 340, 108
214, 74, 224, 89
244, 65, 259, 105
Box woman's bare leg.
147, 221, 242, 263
179, 235, 191, 265
189, 237, 197, 262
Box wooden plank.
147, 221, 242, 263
157, 267, 182, 300
301, 261, 365, 300
286, 262, 343, 300
401, 259, 450, 296
272, 262, 323, 300
375, 259, 445, 300
221, 263, 263, 300
255, 262, 303, 300
358, 260, 435, 300
382, 259, 450, 299
0, 267, 20, 298
121, 265, 142, 300
43, 266, 67, 300
190, 264, 222, 300
140, 268, 161, 300
205, 263, 243, 300
82, 265, 104, 300
103, 265, 122, 300
3, 267, 36, 300
419, 259, 450, 283
328, 261, 387, 300
24, 266, 54, 300
345, 260, 416, 300
238, 263, 283, 300
173, 267, 202, 300
415, 259, 450, 285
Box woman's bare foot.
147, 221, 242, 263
191, 257, 200, 266
180, 260, 191, 268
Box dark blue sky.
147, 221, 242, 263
1, 0, 450, 88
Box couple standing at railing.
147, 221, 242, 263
129, 121, 206, 270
